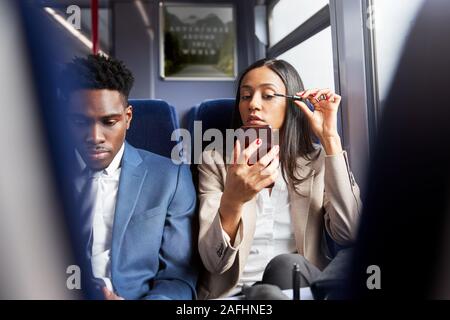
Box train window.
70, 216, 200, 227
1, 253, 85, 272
79, 7, 113, 54
266, 1, 339, 138
44, 5, 112, 55
268, 0, 329, 46
277, 26, 335, 90
370, 0, 425, 109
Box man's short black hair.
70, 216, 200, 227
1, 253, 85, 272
61, 54, 134, 104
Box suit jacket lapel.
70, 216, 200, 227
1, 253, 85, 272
111, 143, 147, 267
289, 156, 316, 256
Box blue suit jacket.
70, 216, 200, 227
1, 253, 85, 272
109, 142, 197, 299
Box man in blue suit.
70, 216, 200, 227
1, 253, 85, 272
63, 54, 197, 299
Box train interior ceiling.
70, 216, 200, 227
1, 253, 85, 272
2, 0, 450, 299
29, 0, 427, 194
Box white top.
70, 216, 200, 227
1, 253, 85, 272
217, 287, 314, 300
223, 167, 297, 296
76, 143, 125, 292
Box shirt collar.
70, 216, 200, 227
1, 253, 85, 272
104, 143, 125, 175
75, 143, 125, 176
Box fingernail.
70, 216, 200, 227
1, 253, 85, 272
274, 145, 279, 152
256, 138, 262, 145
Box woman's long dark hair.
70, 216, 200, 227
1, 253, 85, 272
231, 58, 317, 191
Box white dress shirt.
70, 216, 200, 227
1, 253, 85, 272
223, 167, 297, 295
76, 143, 124, 292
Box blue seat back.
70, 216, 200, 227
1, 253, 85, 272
187, 98, 235, 163
195, 98, 235, 135
127, 99, 179, 158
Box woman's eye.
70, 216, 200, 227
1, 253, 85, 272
263, 94, 274, 99
241, 95, 251, 100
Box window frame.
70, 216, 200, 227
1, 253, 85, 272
266, 0, 376, 195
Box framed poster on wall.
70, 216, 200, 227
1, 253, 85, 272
159, 2, 237, 80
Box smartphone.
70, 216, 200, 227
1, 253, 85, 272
239, 124, 275, 188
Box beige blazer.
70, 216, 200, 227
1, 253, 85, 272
197, 147, 362, 299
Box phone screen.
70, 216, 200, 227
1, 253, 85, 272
238, 125, 274, 188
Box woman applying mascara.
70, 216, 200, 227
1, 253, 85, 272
197, 58, 362, 299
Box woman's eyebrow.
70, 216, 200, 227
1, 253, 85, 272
241, 83, 279, 90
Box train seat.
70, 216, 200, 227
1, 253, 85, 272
127, 99, 180, 159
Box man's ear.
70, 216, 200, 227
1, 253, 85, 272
126, 105, 133, 130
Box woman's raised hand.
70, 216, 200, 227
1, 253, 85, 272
294, 88, 343, 155
223, 138, 279, 206
219, 139, 279, 240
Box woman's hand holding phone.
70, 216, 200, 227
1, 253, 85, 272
219, 139, 279, 242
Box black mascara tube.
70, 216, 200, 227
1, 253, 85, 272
293, 263, 301, 300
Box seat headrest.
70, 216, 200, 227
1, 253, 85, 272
126, 99, 179, 158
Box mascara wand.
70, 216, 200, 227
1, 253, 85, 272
273, 93, 304, 101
